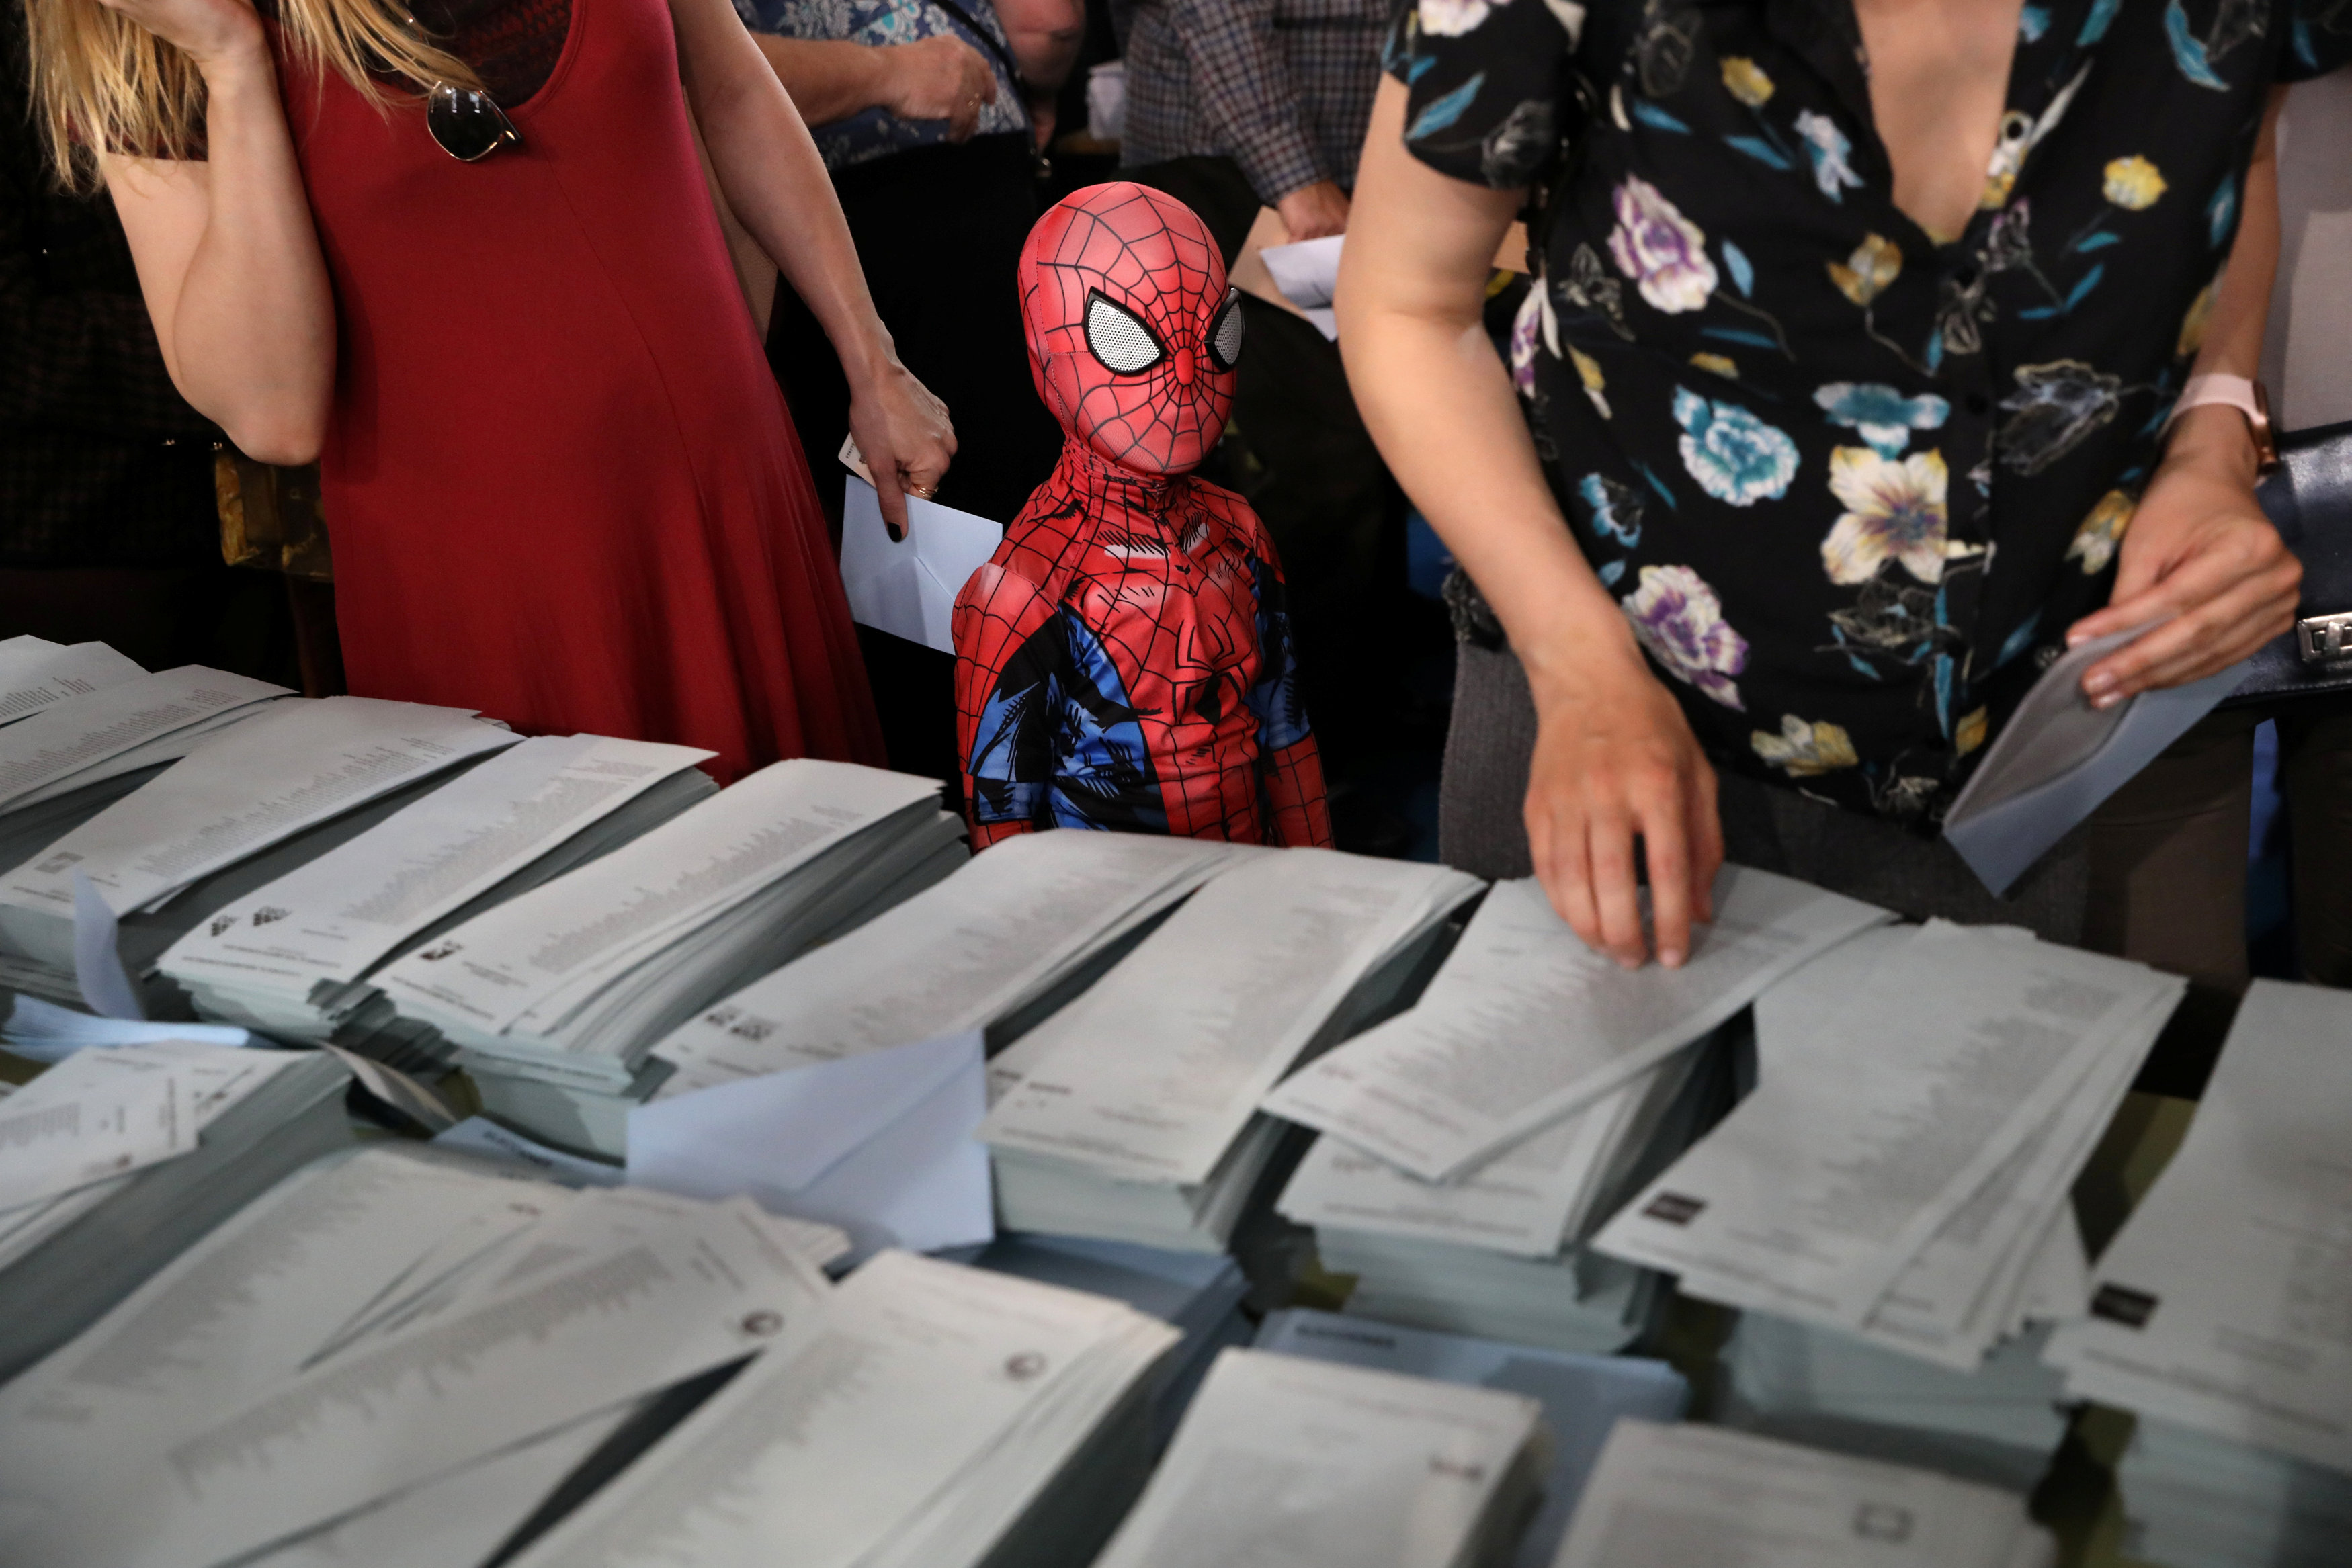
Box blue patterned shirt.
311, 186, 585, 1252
734, 0, 1030, 170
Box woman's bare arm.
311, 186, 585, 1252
1337, 77, 1718, 969
97, 0, 334, 464
672, 0, 954, 527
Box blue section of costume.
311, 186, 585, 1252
966, 607, 1170, 834
1245, 556, 1312, 752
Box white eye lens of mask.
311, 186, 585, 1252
1085, 291, 1166, 374
1207, 289, 1245, 370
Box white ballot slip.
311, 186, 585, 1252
0, 696, 513, 922
0, 1045, 190, 1209
0, 666, 288, 815
1264, 868, 1889, 1182
1945, 623, 2249, 894
1255, 1309, 1689, 1568
840, 474, 1004, 654
629, 1029, 993, 1258
506, 1248, 1180, 1568
982, 850, 1482, 1187
1093, 1347, 1546, 1568
1260, 236, 1345, 339
0, 639, 144, 726
161, 734, 712, 990
2044, 979, 2352, 1477
652, 828, 1247, 1094
1550, 1419, 2054, 1568
1592, 922, 2181, 1329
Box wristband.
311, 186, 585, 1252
2165, 373, 2281, 474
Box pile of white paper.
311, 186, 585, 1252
1253, 1308, 1689, 1568
2113, 1414, 2352, 1568
1283, 1037, 1714, 1353
0, 636, 144, 726
980, 849, 1482, 1251
975, 1233, 1251, 1444
1593, 920, 2181, 1367
0, 696, 517, 1007
1550, 1419, 2054, 1567
157, 734, 717, 1047
0, 1039, 353, 1379
0, 1143, 848, 1568
1261, 868, 1891, 1182
650, 828, 1251, 1098
372, 759, 964, 1151
505, 1248, 1182, 1568
2044, 980, 2352, 1484
1719, 1313, 2072, 1493
1091, 1346, 1548, 1568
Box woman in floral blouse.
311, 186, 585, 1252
1340, 0, 2347, 976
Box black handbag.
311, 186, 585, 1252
2223, 418, 2352, 706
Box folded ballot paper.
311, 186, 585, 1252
1550, 1419, 2055, 1568
839, 474, 1004, 654
1282, 1032, 1721, 1354
1944, 623, 2249, 894
0, 664, 288, 819
1254, 1309, 1690, 1568
1263, 867, 1891, 1182
0, 1039, 353, 1381
0, 636, 144, 726
370, 759, 964, 1135
629, 1029, 994, 1259
980, 849, 1482, 1252
651, 828, 1252, 1097
1091, 1347, 1548, 1568
0, 1144, 849, 1568
1259, 235, 1344, 338
505, 1248, 1183, 1568
2044, 979, 2352, 1481
157, 734, 717, 1045
1593, 921, 2181, 1367
0, 696, 519, 1008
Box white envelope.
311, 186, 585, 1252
839, 476, 1005, 655
1259, 236, 1344, 340
626, 1029, 995, 1261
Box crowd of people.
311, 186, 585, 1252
7, 0, 2352, 1092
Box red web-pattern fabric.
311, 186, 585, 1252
1019, 184, 1232, 476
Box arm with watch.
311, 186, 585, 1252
2063, 87, 2300, 710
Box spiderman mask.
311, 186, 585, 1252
1018, 182, 1245, 477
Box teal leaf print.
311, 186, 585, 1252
2078, 0, 2121, 44
2164, 0, 2231, 89
1597, 560, 1628, 587
2019, 5, 2049, 40
1723, 134, 1793, 171
1408, 74, 1486, 139
2074, 231, 2121, 252
1722, 239, 1755, 298
1630, 100, 1693, 134
1405, 54, 1437, 83
2064, 263, 2105, 310
1700, 326, 1782, 350
2207, 175, 2238, 247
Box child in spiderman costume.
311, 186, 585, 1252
952, 183, 1333, 850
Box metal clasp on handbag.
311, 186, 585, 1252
2296, 611, 2352, 666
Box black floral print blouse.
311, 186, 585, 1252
1396, 0, 2352, 825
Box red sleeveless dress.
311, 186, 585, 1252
279, 0, 882, 779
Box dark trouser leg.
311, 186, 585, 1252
2081, 707, 2261, 1098
2274, 693, 2352, 987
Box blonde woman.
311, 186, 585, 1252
26, 0, 956, 775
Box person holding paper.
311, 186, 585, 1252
1337, 0, 2340, 974
26, 0, 955, 781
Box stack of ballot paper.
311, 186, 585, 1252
0, 1143, 849, 1568
1593, 920, 2182, 1367
974, 1233, 1251, 1444
2113, 1415, 2352, 1568
1550, 1419, 2056, 1567
505, 1248, 1183, 1568
1091, 1346, 1549, 1568
1287, 1039, 1717, 1353
370, 759, 964, 1153
1719, 1313, 2072, 1492
2045, 980, 2352, 1485
650, 828, 1251, 1097
156, 734, 717, 1047
1253, 1309, 1689, 1568
0, 1039, 353, 1381
979, 849, 1482, 1252
0, 636, 144, 725
0, 696, 517, 1008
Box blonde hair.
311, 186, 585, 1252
24, 0, 480, 189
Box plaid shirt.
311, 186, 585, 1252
1119, 0, 1386, 204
